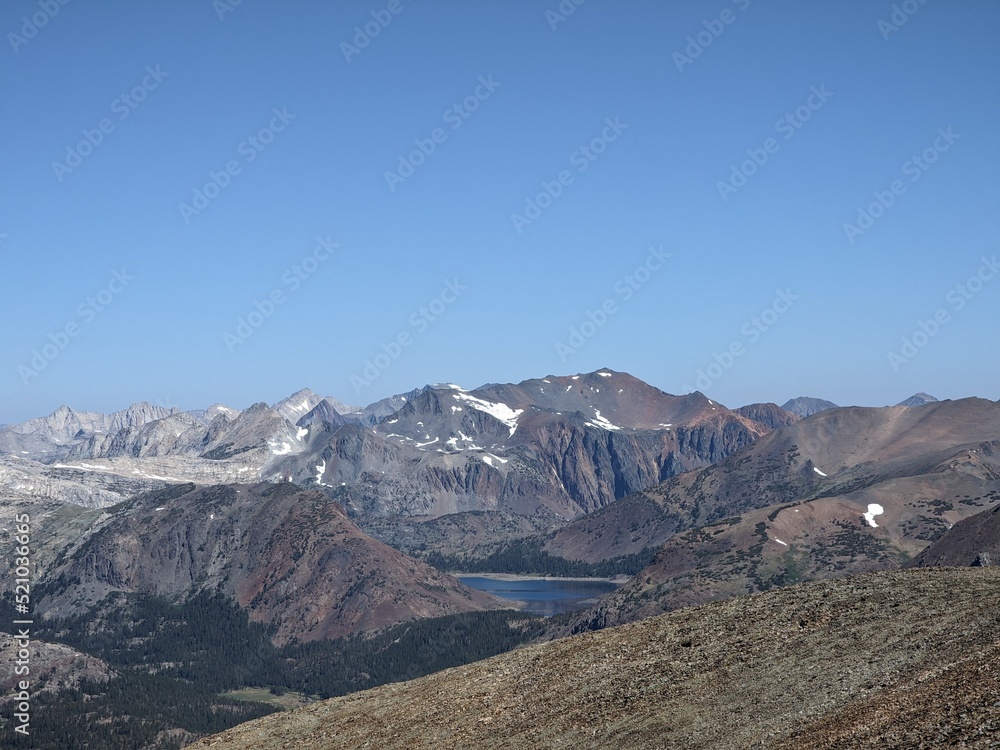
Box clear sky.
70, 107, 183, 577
2, 0, 998, 423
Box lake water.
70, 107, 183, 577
458, 576, 622, 617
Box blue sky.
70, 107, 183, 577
2, 0, 998, 423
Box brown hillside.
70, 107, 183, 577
192, 568, 1000, 750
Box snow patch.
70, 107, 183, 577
416, 437, 440, 448
813, 467, 827, 477
598, 372, 612, 377
863, 503, 885, 528
296, 427, 308, 440
136, 472, 182, 482
270, 441, 293, 456
452, 393, 523, 436
53, 463, 114, 473
774, 538, 788, 546
586, 410, 621, 431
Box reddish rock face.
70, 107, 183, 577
39, 482, 499, 645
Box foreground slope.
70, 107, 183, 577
192, 568, 1000, 750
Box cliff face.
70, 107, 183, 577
38, 483, 498, 645
282, 372, 777, 521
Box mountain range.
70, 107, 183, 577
1, 371, 993, 748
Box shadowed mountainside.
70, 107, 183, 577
909, 500, 1000, 568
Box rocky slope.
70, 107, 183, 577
556, 398, 1000, 633
734, 401, 799, 431
191, 568, 1000, 750
0, 634, 112, 695
36, 483, 499, 644
909, 500, 1000, 568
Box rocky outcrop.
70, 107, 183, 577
734, 402, 799, 431
297, 399, 346, 428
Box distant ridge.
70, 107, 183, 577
896, 392, 940, 407
780, 396, 838, 418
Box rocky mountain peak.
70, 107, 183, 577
896, 392, 940, 407
780, 396, 839, 418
